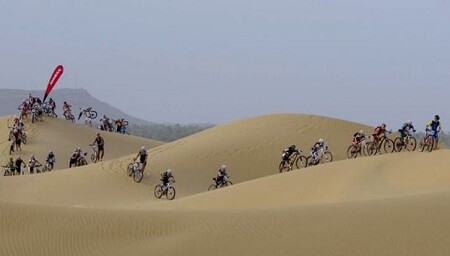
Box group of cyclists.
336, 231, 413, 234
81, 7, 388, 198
281, 114, 443, 170
3, 151, 55, 176
351, 115, 442, 151
64, 101, 129, 134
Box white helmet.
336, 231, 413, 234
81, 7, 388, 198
49, 150, 53, 154
141, 146, 146, 151
359, 130, 364, 134
221, 164, 227, 170
319, 139, 324, 143
31, 154, 35, 158
166, 169, 172, 174
407, 120, 412, 125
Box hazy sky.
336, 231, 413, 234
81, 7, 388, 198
1, 0, 449, 129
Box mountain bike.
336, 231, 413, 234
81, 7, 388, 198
89, 144, 99, 163
366, 133, 394, 155
2, 167, 15, 176
305, 146, 333, 167
346, 139, 368, 159
78, 108, 98, 120
419, 129, 436, 152
64, 110, 75, 122
394, 132, 417, 152
154, 180, 176, 200
279, 150, 307, 173
43, 161, 54, 172
75, 153, 88, 167
126, 159, 144, 182
208, 176, 233, 190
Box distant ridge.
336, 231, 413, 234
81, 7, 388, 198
0, 88, 152, 125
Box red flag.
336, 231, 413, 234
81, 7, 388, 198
43, 65, 64, 102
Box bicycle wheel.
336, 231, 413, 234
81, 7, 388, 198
133, 170, 143, 183
366, 142, 377, 156
322, 152, 333, 163
346, 145, 358, 159
208, 184, 217, 191
122, 120, 129, 126
425, 136, 435, 152
279, 161, 289, 173
393, 137, 404, 152
383, 139, 394, 154
77, 159, 88, 166
91, 153, 97, 163
305, 156, 313, 167
167, 187, 176, 200
126, 163, 134, 176
154, 185, 164, 198
405, 137, 417, 151
90, 111, 98, 119
295, 156, 307, 169
22, 136, 27, 145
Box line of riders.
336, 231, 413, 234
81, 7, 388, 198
279, 115, 443, 172
18, 93, 129, 134
126, 146, 231, 200
64, 102, 129, 134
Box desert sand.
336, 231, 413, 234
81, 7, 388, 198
1, 113, 450, 256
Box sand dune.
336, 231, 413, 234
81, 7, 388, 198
0, 116, 163, 170
1, 113, 450, 256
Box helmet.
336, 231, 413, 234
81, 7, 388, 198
407, 120, 412, 125
167, 169, 172, 174
221, 164, 227, 170
319, 139, 324, 143
359, 130, 364, 134
96, 132, 100, 136
49, 98, 52, 101
13, 129, 18, 133
141, 146, 146, 151
17, 156, 21, 159
64, 101, 67, 104
31, 154, 35, 158
49, 150, 53, 154
290, 144, 295, 149
77, 147, 81, 151
381, 123, 386, 128
435, 115, 440, 121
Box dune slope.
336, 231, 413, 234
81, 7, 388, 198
0, 116, 163, 170
2, 113, 450, 256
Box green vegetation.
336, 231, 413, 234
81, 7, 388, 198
128, 123, 214, 142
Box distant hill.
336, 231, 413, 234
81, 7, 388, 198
0, 88, 152, 125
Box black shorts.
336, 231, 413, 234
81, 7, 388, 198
98, 145, 104, 151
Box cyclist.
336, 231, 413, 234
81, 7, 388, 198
48, 98, 56, 117
160, 169, 175, 188
426, 115, 442, 148
310, 139, 325, 164
69, 148, 81, 168
2, 157, 16, 175
15, 156, 26, 175
398, 120, 416, 144
46, 150, 56, 170
352, 130, 366, 150
28, 155, 41, 174
281, 144, 299, 163
62, 101, 72, 117
215, 165, 230, 187
134, 146, 148, 172
92, 132, 105, 161
372, 123, 388, 143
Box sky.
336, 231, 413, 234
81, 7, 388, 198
1, 0, 449, 129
